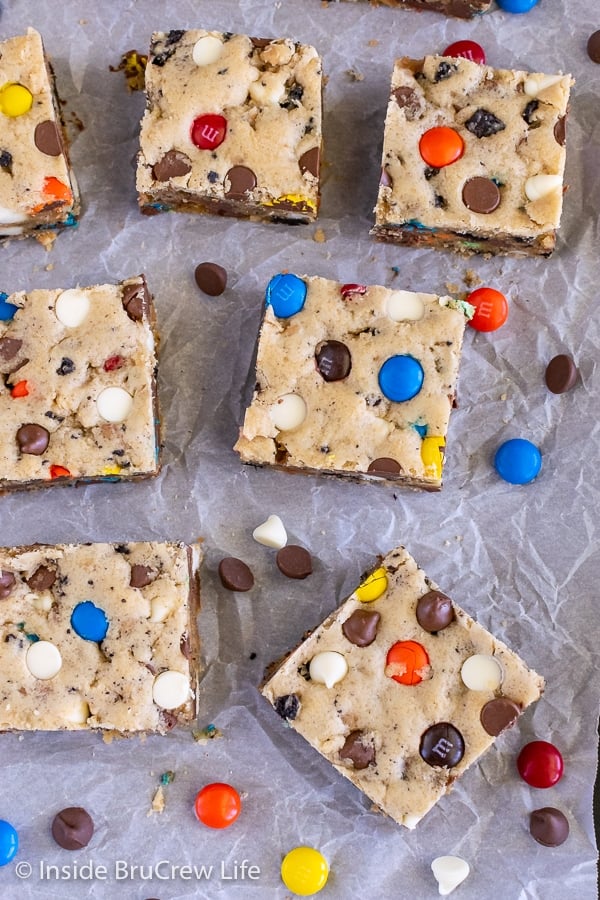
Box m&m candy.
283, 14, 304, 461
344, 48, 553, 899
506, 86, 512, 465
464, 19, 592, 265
442, 40, 486, 65
194, 782, 241, 829
280, 846, 329, 896
266, 274, 307, 318
386, 640, 429, 686
467, 287, 508, 332
517, 741, 564, 788
70, 601, 109, 642
419, 127, 464, 168
191, 113, 227, 150
0, 820, 18, 866
497, 0, 539, 11
494, 438, 542, 485
378, 355, 424, 402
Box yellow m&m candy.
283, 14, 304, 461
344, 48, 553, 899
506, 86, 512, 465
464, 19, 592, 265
0, 82, 33, 117
354, 567, 388, 603
281, 847, 329, 896
421, 435, 445, 481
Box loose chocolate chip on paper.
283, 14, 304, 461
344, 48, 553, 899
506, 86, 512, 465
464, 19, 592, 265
480, 698, 522, 736
465, 108, 506, 139
367, 458, 402, 477
276, 545, 313, 580
462, 177, 501, 214
298, 147, 320, 179
545, 354, 578, 394
218, 557, 254, 592
130, 564, 157, 588
315, 340, 352, 382
34, 120, 62, 156
553, 115, 566, 147
0, 571, 16, 599
152, 149, 192, 181
194, 262, 228, 297
27, 565, 57, 592
419, 722, 465, 768
339, 730, 376, 770
274, 693, 300, 720
16, 423, 50, 455
342, 609, 381, 647
51, 807, 94, 850
530, 807, 570, 847
416, 590, 454, 633
392, 87, 421, 120
224, 165, 257, 200
587, 30, 600, 64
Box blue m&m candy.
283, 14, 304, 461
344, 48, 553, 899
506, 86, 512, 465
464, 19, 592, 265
496, 0, 539, 12
0, 820, 18, 866
266, 274, 307, 318
0, 292, 18, 321
71, 601, 109, 642
494, 438, 542, 485
378, 355, 424, 402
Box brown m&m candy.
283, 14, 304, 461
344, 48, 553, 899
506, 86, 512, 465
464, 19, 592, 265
545, 354, 578, 394
529, 807, 569, 847
339, 730, 376, 770
416, 590, 454, 633
419, 722, 465, 768
51, 807, 94, 850
194, 262, 228, 297
218, 557, 254, 592
276, 546, 313, 580
315, 341, 351, 382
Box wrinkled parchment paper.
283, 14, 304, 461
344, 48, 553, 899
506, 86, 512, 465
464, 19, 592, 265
0, 0, 598, 897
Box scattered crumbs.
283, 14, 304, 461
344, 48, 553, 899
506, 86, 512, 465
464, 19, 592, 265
455, 535, 464, 542
160, 770, 175, 785
444, 539, 451, 546
445, 282, 460, 295
391, 265, 401, 279
368, 39, 380, 47
66, 111, 85, 134
148, 785, 165, 816
464, 269, 482, 288
109, 50, 148, 92
313, 227, 326, 243
346, 67, 364, 82
500, 392, 507, 401
45, 263, 54, 271
78, 19, 88, 25
322, 74, 330, 87
192, 723, 223, 744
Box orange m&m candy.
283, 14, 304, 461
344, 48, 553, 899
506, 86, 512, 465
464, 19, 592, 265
31, 176, 73, 214
467, 287, 508, 332
386, 640, 430, 685
194, 782, 241, 829
419, 127, 464, 168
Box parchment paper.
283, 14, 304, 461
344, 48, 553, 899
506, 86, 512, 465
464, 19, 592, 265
0, 0, 598, 897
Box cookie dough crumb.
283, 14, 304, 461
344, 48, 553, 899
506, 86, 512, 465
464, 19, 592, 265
148, 785, 165, 816
346, 68, 364, 82
313, 228, 326, 243
368, 40, 379, 47
464, 269, 482, 288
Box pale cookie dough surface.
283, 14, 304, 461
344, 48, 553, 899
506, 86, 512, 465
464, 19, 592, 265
331, 0, 491, 16
0, 542, 200, 733
0, 28, 79, 241
137, 30, 322, 223
0, 275, 160, 490
262, 545, 544, 828
234, 275, 472, 489
373, 56, 572, 256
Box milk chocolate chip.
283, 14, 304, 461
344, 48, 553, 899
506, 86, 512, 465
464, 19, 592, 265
276, 546, 313, 579
17, 424, 49, 455
130, 565, 157, 588
339, 730, 376, 770
51, 807, 94, 850
122, 279, 149, 322
342, 609, 381, 647
224, 165, 256, 200
0, 571, 16, 599
480, 698, 521, 736
34, 120, 62, 157
218, 557, 254, 592
152, 149, 192, 181
530, 807, 569, 847
27, 565, 57, 592
416, 590, 454, 633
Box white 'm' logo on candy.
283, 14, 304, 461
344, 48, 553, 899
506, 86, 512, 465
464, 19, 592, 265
476, 300, 493, 320
201, 125, 220, 143
432, 738, 453, 758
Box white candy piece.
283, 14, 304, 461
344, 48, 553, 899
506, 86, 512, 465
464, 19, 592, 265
431, 856, 470, 896
523, 74, 564, 97
55, 289, 91, 328
152, 670, 191, 710
63, 698, 90, 725
0, 206, 28, 225
26, 640, 62, 680
270, 393, 307, 431
0, 226, 25, 236
192, 35, 224, 66
252, 514, 288, 549
460, 654, 503, 692
386, 291, 426, 322
96, 387, 133, 423
525, 174, 563, 202
309, 651, 348, 689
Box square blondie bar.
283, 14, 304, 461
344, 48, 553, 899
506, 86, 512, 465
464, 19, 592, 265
261, 545, 544, 828
137, 29, 322, 224
372, 56, 572, 256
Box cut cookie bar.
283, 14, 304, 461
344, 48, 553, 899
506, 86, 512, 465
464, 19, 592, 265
328, 0, 492, 17
234, 274, 472, 490
0, 542, 201, 734
261, 545, 544, 828
372, 56, 572, 256
0, 28, 80, 246
137, 29, 322, 224
0, 275, 160, 491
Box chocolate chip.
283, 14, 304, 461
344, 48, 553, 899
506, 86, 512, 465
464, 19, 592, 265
274, 693, 300, 720
218, 557, 254, 592
462, 177, 501, 214
545, 354, 578, 394
380, 168, 392, 188
554, 115, 566, 147
0, 337, 22, 361
522, 99, 539, 126
17, 424, 49, 455
250, 37, 272, 49
51, 807, 94, 850
465, 108, 506, 138
392, 87, 421, 120
160, 710, 178, 730
367, 458, 402, 476
480, 698, 522, 736
434, 62, 457, 83
530, 808, 569, 847
276, 546, 313, 580
0, 150, 12, 173
298, 147, 320, 179
27, 565, 57, 592
180, 632, 191, 658
419, 722, 464, 768
194, 262, 227, 297
339, 730, 376, 770
587, 30, 600, 64
224, 165, 257, 199
129, 565, 157, 588
152, 149, 192, 181
166, 30, 184, 46
0, 571, 16, 599
122, 279, 149, 322
315, 340, 352, 382
342, 609, 380, 647
56, 357, 75, 376
34, 120, 62, 156
416, 590, 454, 633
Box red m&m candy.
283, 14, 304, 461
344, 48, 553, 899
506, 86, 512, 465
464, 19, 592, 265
191, 114, 227, 150
194, 782, 241, 828
443, 40, 486, 65
517, 740, 564, 788
467, 287, 508, 332
419, 127, 464, 168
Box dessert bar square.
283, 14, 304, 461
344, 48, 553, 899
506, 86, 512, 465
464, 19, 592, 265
0, 542, 201, 734
261, 545, 544, 828
372, 55, 572, 256
234, 274, 472, 490
0, 28, 80, 245
137, 29, 322, 224
0, 275, 160, 491
330, 0, 492, 17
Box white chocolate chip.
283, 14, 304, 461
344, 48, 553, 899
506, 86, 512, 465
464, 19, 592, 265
525, 174, 563, 202
270, 394, 307, 431
252, 514, 288, 549
309, 651, 348, 688
249, 70, 288, 105
55, 289, 90, 328
431, 856, 470, 896
0, 207, 28, 225
96, 387, 134, 423
152, 671, 191, 710
524, 74, 564, 97
32, 593, 53, 613
0, 226, 25, 236
386, 291, 426, 322
26, 640, 62, 680
192, 35, 224, 66
149, 594, 174, 624
460, 654, 503, 691
64, 698, 90, 725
